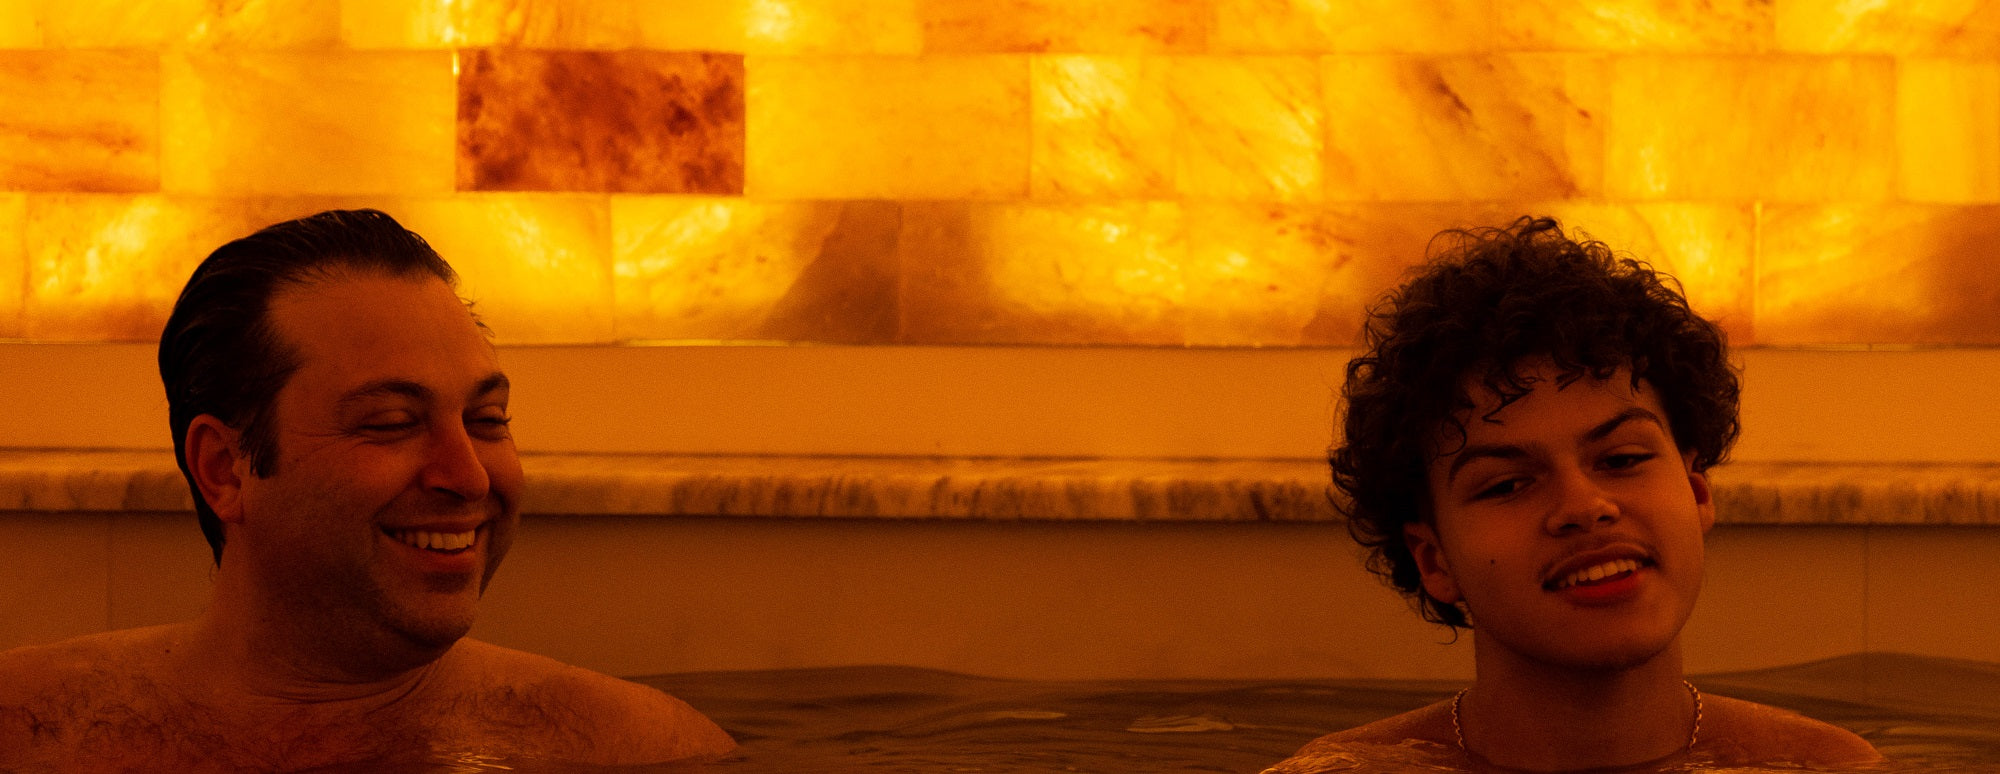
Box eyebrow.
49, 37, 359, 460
336, 373, 510, 409
1443, 406, 1665, 485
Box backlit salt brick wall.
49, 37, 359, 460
2, 1, 1998, 348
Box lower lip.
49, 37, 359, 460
382, 528, 483, 574
1550, 567, 1647, 606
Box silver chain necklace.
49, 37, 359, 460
1451, 679, 1702, 758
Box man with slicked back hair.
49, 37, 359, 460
0, 210, 734, 771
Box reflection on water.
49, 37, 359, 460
359, 653, 1998, 773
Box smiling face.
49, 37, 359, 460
229, 271, 523, 654
1404, 359, 1714, 673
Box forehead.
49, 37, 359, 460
1445, 362, 1663, 447
267, 271, 499, 394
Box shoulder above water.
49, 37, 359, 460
440, 639, 737, 765
1696, 692, 1882, 767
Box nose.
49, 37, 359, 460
422, 420, 492, 502
1544, 465, 1618, 535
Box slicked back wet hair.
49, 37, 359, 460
159, 209, 460, 566
1330, 216, 1739, 630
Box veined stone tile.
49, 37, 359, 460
739, 0, 921, 55
635, 0, 748, 51
1030, 56, 1174, 199
0, 194, 21, 338
161, 51, 454, 195
613, 196, 900, 343
22, 0, 337, 48
899, 201, 1186, 345
747, 56, 1029, 199
1898, 58, 2000, 203
1541, 201, 1757, 344
458, 50, 744, 194
1212, 0, 1494, 54
919, 0, 1209, 53
1758, 204, 2000, 345
1777, 0, 2000, 54
1183, 203, 1335, 346
1498, 0, 1773, 52
345, 0, 635, 49
387, 195, 614, 345
1606, 56, 1893, 202
1301, 202, 1518, 345
1172, 56, 1321, 201
0, 51, 157, 192
22, 195, 339, 341
1323, 54, 1606, 202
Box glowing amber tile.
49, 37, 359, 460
747, 56, 1028, 199
635, 0, 747, 51
1777, 0, 2000, 53
1498, 0, 1772, 51
0, 52, 157, 192
25, 0, 336, 48
1172, 57, 1321, 201
22, 196, 329, 341
1323, 55, 1605, 202
1183, 203, 1335, 347
1212, 0, 1494, 53
614, 196, 901, 343
0, 195, 21, 338
1030, 56, 1174, 199
344, 0, 635, 49
1541, 202, 1757, 344
160, 51, 454, 195
1606, 56, 1893, 201
386, 196, 613, 344
918, 0, 1209, 53
1758, 205, 2000, 345
1300, 202, 1516, 345
458, 51, 744, 194
0, 2, 42, 47
1898, 59, 2000, 203
739, 0, 921, 55
900, 202, 1185, 345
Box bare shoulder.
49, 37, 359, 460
446, 639, 735, 764
0, 626, 178, 696
1699, 692, 1882, 766
1263, 700, 1457, 773
1315, 699, 1454, 746
0, 627, 183, 766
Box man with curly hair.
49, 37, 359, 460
1266, 218, 1879, 771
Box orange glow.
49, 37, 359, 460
2, 1, 1995, 346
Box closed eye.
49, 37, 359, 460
1602, 453, 1655, 471
1474, 477, 1529, 500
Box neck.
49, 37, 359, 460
188, 557, 454, 707
1460, 637, 1696, 771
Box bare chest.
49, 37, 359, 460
4, 677, 589, 771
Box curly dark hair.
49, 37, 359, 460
1330, 216, 1739, 630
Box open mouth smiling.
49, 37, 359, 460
1544, 557, 1653, 591
384, 527, 478, 555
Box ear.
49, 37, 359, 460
1403, 521, 1462, 605
185, 415, 249, 525
1684, 453, 1715, 535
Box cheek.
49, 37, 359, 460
485, 447, 525, 496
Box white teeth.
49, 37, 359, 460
1555, 558, 1642, 589
390, 529, 476, 551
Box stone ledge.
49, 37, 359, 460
2, 450, 1996, 525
